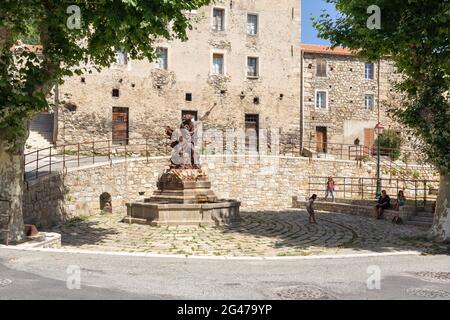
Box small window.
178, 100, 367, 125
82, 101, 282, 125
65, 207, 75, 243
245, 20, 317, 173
365, 63, 374, 79
364, 94, 374, 110
212, 8, 225, 32
114, 49, 128, 65
316, 59, 327, 77
316, 91, 327, 109
185, 93, 192, 102
247, 57, 259, 78
212, 53, 224, 75
156, 47, 168, 70
112, 89, 120, 98
182, 110, 198, 121
247, 14, 258, 35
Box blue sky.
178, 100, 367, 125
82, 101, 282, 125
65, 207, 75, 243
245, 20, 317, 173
301, 0, 338, 45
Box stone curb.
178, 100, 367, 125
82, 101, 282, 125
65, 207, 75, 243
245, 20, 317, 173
0, 245, 422, 261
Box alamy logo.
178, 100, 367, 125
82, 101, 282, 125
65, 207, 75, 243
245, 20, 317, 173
67, 5, 82, 30
367, 5, 381, 30
366, 265, 381, 290
66, 265, 81, 290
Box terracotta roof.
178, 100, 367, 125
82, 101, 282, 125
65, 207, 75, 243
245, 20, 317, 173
301, 43, 355, 56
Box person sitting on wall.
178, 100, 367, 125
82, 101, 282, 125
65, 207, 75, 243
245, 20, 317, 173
393, 190, 406, 211
374, 190, 391, 220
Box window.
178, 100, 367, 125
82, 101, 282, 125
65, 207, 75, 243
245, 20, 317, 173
182, 110, 198, 121
185, 93, 192, 102
316, 59, 327, 77
247, 14, 258, 35
364, 94, 374, 110
212, 8, 225, 32
365, 63, 374, 79
114, 49, 128, 65
315, 91, 327, 109
156, 47, 168, 70
247, 57, 259, 78
212, 53, 224, 75
245, 114, 259, 152
112, 89, 120, 98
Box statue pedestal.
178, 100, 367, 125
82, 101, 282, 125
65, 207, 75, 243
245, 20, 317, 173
124, 169, 240, 226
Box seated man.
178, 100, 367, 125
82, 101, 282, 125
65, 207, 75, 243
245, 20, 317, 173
374, 190, 391, 219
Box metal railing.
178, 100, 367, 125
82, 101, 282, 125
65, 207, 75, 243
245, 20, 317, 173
24, 138, 172, 182
24, 136, 434, 183
307, 176, 439, 208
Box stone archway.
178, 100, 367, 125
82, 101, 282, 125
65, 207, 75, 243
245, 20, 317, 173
99, 192, 112, 213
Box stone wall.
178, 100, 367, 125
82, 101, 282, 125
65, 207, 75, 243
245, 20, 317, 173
23, 156, 362, 227
56, 0, 302, 155
23, 155, 438, 228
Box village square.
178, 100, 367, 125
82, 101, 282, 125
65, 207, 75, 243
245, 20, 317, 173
0, 0, 449, 301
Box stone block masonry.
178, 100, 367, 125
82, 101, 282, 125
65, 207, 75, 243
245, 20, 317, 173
23, 155, 409, 228
56, 0, 302, 155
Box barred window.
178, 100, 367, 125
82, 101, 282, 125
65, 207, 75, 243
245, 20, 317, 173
212, 8, 225, 32
247, 14, 258, 35
247, 57, 259, 77
212, 53, 224, 75
156, 47, 168, 70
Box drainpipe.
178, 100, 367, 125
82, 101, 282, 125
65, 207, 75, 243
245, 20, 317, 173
300, 48, 304, 155
53, 83, 59, 144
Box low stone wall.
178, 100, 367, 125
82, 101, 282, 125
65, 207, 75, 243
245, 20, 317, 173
24, 155, 375, 227
292, 198, 416, 222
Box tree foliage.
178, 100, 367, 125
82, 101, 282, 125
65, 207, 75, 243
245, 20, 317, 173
0, 0, 211, 150
375, 129, 402, 160
313, 0, 450, 174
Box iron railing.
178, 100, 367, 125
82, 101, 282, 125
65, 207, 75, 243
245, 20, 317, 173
24, 136, 434, 183
24, 138, 172, 182
307, 176, 439, 208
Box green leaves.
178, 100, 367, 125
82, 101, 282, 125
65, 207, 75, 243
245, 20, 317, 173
0, 0, 211, 151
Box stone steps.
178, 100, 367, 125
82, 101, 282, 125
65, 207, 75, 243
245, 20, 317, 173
26, 113, 55, 153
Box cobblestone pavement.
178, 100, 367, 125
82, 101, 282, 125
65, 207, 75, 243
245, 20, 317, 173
49, 209, 447, 256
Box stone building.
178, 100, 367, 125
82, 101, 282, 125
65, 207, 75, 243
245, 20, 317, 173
300, 44, 404, 158
54, 0, 302, 154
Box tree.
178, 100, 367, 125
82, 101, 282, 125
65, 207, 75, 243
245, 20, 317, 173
313, 0, 450, 241
375, 129, 402, 160
0, 0, 210, 244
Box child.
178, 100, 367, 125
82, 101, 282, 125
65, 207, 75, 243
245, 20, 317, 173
306, 194, 318, 224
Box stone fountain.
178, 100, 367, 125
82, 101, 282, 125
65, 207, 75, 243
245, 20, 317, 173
123, 113, 240, 226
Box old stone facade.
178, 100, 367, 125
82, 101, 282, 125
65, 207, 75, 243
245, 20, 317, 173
56, 0, 302, 154
300, 44, 405, 158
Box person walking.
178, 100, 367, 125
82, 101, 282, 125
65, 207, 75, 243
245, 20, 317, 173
325, 176, 335, 202
306, 194, 318, 224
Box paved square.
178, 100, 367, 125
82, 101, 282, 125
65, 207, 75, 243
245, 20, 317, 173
49, 209, 447, 256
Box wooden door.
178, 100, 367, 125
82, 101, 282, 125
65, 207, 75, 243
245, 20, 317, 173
112, 107, 129, 145
364, 128, 375, 155
245, 114, 259, 152
316, 126, 327, 153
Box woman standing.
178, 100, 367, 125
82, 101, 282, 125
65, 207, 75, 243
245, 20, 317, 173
325, 176, 335, 202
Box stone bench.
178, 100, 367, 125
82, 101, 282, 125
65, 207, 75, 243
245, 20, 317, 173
292, 196, 416, 221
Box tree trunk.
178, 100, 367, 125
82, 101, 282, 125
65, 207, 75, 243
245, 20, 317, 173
0, 137, 25, 244
429, 173, 450, 242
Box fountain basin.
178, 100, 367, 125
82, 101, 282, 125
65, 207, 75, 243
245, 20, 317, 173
123, 200, 241, 226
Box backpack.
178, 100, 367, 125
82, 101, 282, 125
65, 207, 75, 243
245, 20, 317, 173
392, 216, 403, 225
